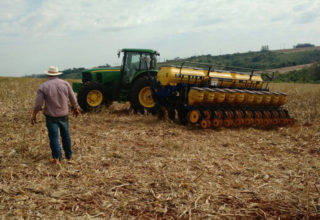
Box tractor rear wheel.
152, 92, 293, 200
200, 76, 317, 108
130, 76, 157, 114
77, 82, 111, 111
168, 108, 176, 120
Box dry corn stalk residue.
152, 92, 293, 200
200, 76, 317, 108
0, 77, 319, 218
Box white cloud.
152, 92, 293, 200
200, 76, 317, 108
0, 0, 320, 76
0, 0, 27, 20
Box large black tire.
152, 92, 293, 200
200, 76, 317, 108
178, 106, 188, 125
77, 82, 111, 112
168, 107, 176, 121
129, 76, 158, 114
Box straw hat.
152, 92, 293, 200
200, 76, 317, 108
45, 66, 62, 76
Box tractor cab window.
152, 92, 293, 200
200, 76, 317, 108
122, 52, 153, 84
140, 54, 152, 70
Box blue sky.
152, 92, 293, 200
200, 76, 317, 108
0, 0, 319, 76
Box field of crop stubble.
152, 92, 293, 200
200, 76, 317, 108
0, 77, 319, 219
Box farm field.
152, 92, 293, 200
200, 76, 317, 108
0, 77, 319, 219
273, 46, 320, 54
257, 63, 314, 74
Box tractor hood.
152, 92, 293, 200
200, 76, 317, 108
86, 67, 120, 73
82, 67, 121, 84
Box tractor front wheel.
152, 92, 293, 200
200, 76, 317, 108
77, 82, 111, 111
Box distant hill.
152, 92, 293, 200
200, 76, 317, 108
258, 63, 314, 74
26, 64, 111, 79
161, 46, 320, 71
26, 46, 320, 81
271, 62, 320, 83
27, 67, 85, 79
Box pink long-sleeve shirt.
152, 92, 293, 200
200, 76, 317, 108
34, 77, 78, 117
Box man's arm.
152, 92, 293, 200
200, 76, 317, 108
72, 106, 80, 117
31, 110, 40, 125
31, 89, 44, 125
67, 82, 80, 117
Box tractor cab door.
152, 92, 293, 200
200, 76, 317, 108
121, 52, 152, 85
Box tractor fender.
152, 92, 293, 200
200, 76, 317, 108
130, 70, 158, 94
131, 70, 158, 85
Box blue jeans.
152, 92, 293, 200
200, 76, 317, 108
45, 115, 72, 160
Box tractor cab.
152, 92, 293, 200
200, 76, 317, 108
119, 48, 159, 85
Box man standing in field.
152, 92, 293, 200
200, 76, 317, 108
31, 66, 80, 164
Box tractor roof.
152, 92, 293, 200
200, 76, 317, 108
122, 48, 159, 54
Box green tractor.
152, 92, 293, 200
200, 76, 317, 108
72, 48, 159, 113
